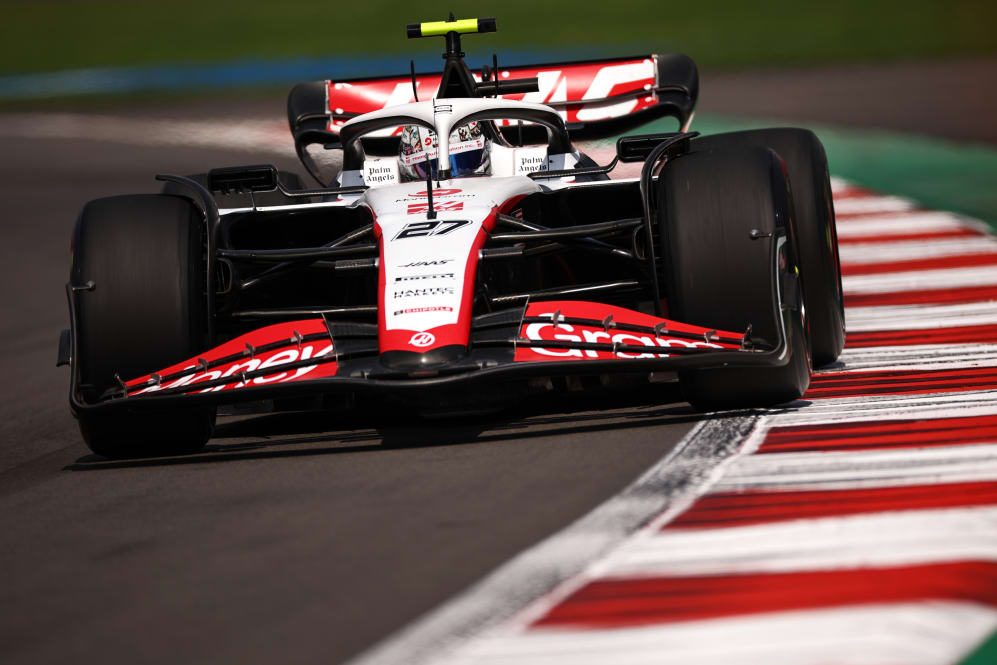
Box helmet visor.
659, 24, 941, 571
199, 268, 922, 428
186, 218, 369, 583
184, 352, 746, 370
399, 123, 488, 182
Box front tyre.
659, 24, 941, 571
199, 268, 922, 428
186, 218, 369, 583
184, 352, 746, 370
71, 194, 215, 457
692, 128, 844, 366
659, 146, 811, 409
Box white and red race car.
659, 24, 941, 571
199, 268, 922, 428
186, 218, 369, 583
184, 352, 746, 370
61, 17, 844, 457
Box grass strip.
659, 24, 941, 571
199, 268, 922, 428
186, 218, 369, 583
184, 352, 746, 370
2, 0, 995, 75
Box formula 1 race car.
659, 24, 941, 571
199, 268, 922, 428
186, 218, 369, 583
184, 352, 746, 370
60, 17, 844, 457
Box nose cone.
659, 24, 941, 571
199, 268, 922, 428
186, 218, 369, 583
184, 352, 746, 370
379, 344, 467, 371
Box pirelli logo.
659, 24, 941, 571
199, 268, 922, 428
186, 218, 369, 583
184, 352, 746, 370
395, 273, 455, 282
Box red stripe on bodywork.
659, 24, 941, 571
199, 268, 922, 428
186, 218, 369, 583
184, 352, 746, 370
845, 324, 997, 347
837, 228, 982, 245
666, 481, 997, 530
531, 562, 997, 628
514, 301, 741, 363
803, 366, 997, 399
127, 319, 337, 394
844, 284, 997, 307
757, 414, 997, 454
840, 252, 997, 276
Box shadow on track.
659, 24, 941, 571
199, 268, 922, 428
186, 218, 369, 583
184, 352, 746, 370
62, 381, 727, 471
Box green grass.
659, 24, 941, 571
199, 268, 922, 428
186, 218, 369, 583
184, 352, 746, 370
959, 629, 997, 665
1, 0, 995, 75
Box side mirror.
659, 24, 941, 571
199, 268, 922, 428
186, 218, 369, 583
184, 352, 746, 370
207, 164, 279, 193
616, 133, 684, 163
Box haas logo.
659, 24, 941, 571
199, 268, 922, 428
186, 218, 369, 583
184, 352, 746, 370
409, 332, 436, 348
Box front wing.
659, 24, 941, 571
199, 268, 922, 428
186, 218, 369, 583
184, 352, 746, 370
67, 300, 791, 413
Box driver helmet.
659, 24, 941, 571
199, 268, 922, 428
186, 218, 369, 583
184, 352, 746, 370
398, 122, 490, 182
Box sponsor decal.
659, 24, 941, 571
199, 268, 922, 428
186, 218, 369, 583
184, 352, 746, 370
395, 272, 455, 282
399, 137, 484, 166
393, 306, 453, 316
133, 342, 335, 394
409, 331, 436, 347
515, 151, 548, 175
395, 189, 474, 203
326, 59, 657, 134
513, 303, 740, 363
401, 259, 453, 267
394, 218, 471, 237
393, 286, 455, 298
408, 188, 463, 198
406, 200, 465, 215
362, 159, 398, 185
523, 317, 722, 359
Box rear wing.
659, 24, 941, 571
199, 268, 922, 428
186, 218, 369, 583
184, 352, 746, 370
287, 54, 698, 145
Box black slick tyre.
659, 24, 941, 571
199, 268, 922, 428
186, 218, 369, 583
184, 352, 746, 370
659, 146, 811, 409
692, 128, 844, 366
71, 194, 215, 457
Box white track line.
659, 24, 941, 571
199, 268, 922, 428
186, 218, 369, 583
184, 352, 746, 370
839, 236, 997, 264
446, 602, 997, 665
772, 390, 997, 426
826, 343, 997, 372
715, 441, 997, 491
597, 505, 997, 578
833, 196, 916, 215
842, 265, 997, 294
842, 301, 997, 331
834, 212, 970, 238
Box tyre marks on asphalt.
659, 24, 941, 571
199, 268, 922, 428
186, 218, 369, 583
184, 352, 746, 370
350, 179, 997, 665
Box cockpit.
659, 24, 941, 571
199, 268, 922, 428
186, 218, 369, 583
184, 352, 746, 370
336, 97, 578, 189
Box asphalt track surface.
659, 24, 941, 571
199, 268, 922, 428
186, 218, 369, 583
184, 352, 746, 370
1, 59, 993, 664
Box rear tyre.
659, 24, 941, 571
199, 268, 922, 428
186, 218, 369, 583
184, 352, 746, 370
71, 194, 215, 457
692, 128, 844, 366
659, 147, 811, 409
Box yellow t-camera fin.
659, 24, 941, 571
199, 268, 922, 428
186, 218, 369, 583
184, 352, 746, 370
407, 18, 496, 38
